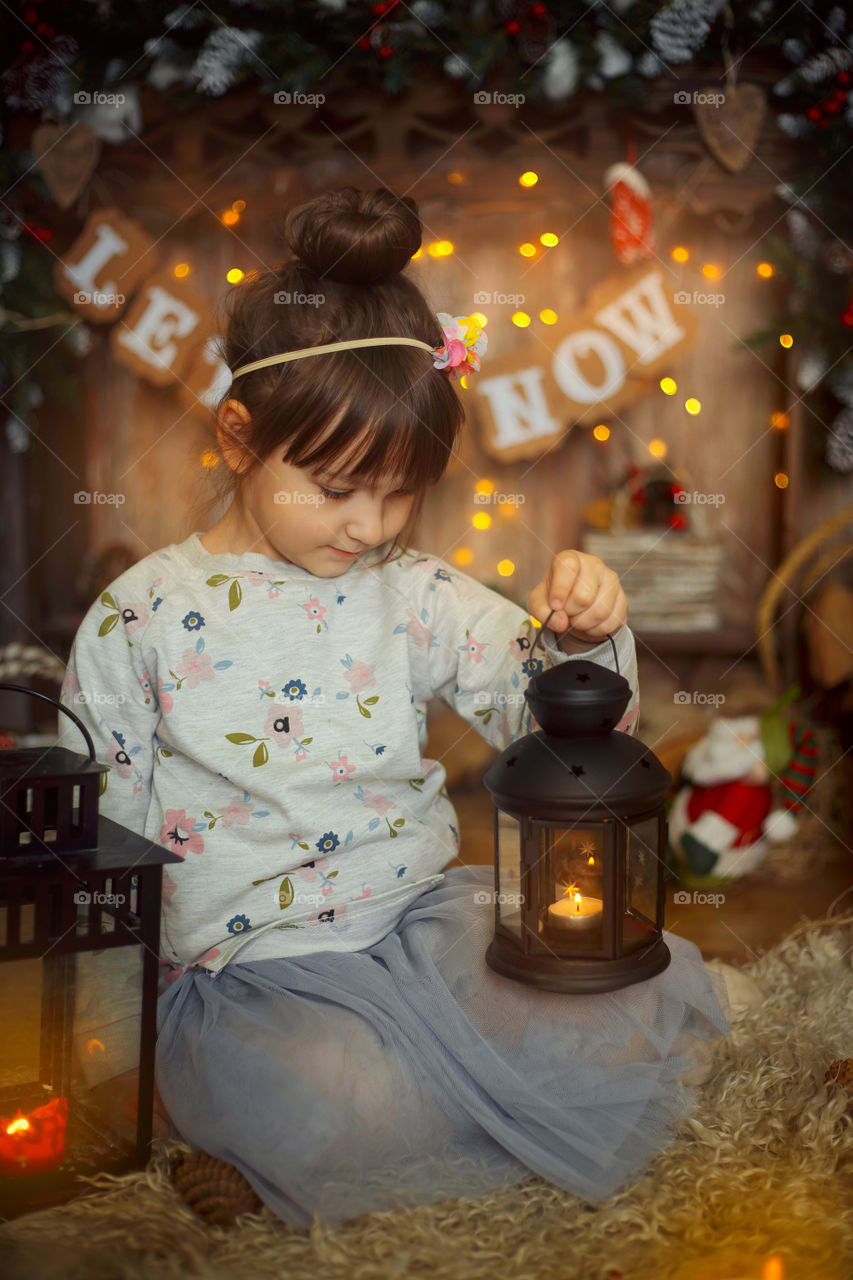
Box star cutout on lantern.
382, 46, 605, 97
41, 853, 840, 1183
575, 672, 591, 683
571, 764, 585, 776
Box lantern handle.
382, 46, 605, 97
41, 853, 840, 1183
0, 681, 98, 765
530, 612, 620, 674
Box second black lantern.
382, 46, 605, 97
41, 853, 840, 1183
482, 659, 672, 993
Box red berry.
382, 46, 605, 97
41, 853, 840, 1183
357, 35, 371, 50
532, 2, 547, 14
842, 313, 853, 327
36, 22, 54, 37
837, 71, 851, 86
21, 40, 35, 53
506, 20, 520, 34
806, 106, 821, 122
668, 513, 687, 531
833, 88, 848, 101
378, 45, 394, 59
825, 99, 842, 114
372, 2, 386, 12
24, 7, 37, 20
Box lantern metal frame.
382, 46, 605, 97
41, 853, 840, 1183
483, 659, 672, 994
0, 683, 180, 1216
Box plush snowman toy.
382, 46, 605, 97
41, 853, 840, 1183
668, 709, 816, 882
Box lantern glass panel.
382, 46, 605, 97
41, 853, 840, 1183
496, 812, 523, 939
622, 815, 660, 953
0, 948, 142, 1181
538, 827, 605, 952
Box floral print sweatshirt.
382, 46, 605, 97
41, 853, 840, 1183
58, 532, 639, 979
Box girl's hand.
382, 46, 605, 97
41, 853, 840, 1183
527, 550, 628, 646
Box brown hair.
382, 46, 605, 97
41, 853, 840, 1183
203, 187, 465, 564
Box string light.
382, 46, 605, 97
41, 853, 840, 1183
660, 377, 677, 395
497, 560, 515, 576
200, 449, 219, 469
232, 200, 246, 213
475, 479, 495, 497
757, 262, 775, 278
539, 308, 558, 325
411, 248, 423, 260
447, 171, 466, 185
671, 246, 689, 263
173, 263, 190, 278
771, 411, 790, 430
498, 500, 519, 516
685, 398, 701, 415
226, 268, 244, 284
779, 333, 794, 348
471, 312, 488, 327
701, 264, 720, 279
593, 424, 610, 441
774, 472, 789, 489
221, 209, 240, 227
648, 438, 667, 458
519, 243, 537, 257
453, 547, 474, 566
519, 171, 539, 187
427, 240, 454, 257
512, 312, 531, 328
540, 232, 559, 246
473, 512, 491, 530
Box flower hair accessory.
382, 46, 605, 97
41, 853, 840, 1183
432, 313, 487, 381
229, 313, 487, 382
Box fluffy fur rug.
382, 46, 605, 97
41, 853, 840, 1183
2, 915, 852, 1280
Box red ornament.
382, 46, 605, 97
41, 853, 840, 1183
506, 20, 521, 35
21, 40, 35, 53
605, 163, 655, 265
36, 22, 55, 37
837, 71, 851, 86
24, 6, 38, 20
22, 220, 53, 244
378, 45, 394, 59
825, 99, 843, 115
372, 2, 386, 13
668, 512, 688, 532
357, 35, 371, 50
532, 2, 547, 14
842, 313, 853, 327
806, 106, 822, 122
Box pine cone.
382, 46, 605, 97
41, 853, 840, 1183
169, 1150, 262, 1227
825, 1059, 853, 1113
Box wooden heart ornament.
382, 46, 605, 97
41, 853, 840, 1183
31, 122, 102, 210
693, 84, 766, 174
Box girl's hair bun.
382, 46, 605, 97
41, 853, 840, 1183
283, 186, 422, 286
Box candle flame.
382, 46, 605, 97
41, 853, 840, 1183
6, 1117, 30, 1136
762, 1257, 784, 1280
574, 893, 581, 913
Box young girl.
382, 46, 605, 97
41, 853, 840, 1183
58, 186, 729, 1231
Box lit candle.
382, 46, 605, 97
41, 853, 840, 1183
0, 1096, 68, 1175
547, 891, 603, 930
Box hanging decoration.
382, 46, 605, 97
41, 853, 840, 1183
30, 118, 102, 210
604, 163, 655, 266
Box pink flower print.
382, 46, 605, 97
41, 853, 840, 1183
509, 633, 532, 661
328, 753, 357, 783
190, 947, 222, 969
157, 676, 173, 715
160, 959, 184, 987
139, 668, 155, 703
264, 702, 304, 748
343, 659, 376, 693
61, 667, 80, 704
160, 808, 204, 858
362, 790, 394, 818
462, 635, 487, 663
120, 601, 151, 636
267, 587, 280, 600
301, 597, 326, 624
322, 882, 334, 897
107, 732, 134, 778
615, 703, 639, 735
296, 855, 329, 882
174, 649, 215, 690
354, 884, 372, 900
244, 571, 269, 585
221, 795, 253, 827
404, 608, 432, 647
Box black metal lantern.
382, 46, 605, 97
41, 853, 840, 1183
0, 684, 181, 1217
483, 659, 672, 993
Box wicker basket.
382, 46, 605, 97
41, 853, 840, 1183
582, 531, 724, 633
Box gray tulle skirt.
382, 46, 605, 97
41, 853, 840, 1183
155, 865, 729, 1231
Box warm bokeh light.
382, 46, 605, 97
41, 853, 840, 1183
232, 200, 246, 212
671, 246, 689, 263
173, 263, 190, 278
475, 479, 495, 496
498, 500, 518, 516
497, 559, 515, 576
447, 171, 466, 185
519, 243, 537, 257
771, 411, 790, 430
539, 308, 558, 325
428, 240, 454, 257
774, 472, 790, 489
660, 377, 677, 395
648, 438, 668, 458
459, 375, 469, 389
757, 261, 775, 278
512, 312, 531, 328
411, 248, 423, 260
540, 232, 559, 246
762, 1256, 784, 1280
780, 333, 794, 348
226, 268, 244, 284
519, 171, 539, 187
201, 448, 219, 469
701, 263, 720, 279
685, 398, 701, 415
221, 209, 240, 227
473, 512, 492, 530
471, 312, 488, 327
593, 424, 610, 441
453, 547, 474, 566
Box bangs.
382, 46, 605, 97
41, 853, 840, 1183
278, 346, 462, 492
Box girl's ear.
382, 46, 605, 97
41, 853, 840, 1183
216, 399, 254, 475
